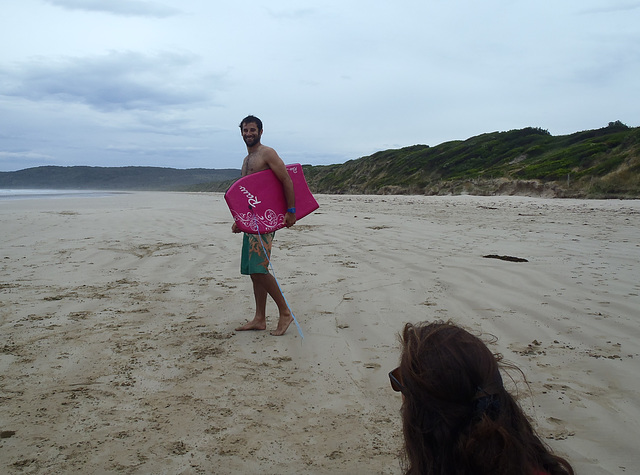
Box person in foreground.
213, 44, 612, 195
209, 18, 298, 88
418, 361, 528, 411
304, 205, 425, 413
232, 115, 296, 336
389, 320, 575, 475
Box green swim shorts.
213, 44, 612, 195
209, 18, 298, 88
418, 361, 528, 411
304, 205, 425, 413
240, 232, 274, 275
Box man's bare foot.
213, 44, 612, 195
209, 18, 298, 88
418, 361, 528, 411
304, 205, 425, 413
270, 313, 294, 336
235, 318, 267, 331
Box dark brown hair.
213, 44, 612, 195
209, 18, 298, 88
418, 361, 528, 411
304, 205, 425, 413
398, 321, 574, 475
239, 115, 263, 131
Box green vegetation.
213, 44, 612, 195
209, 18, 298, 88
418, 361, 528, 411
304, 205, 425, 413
303, 122, 640, 198
3, 122, 638, 198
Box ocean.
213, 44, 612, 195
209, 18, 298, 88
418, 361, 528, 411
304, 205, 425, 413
0, 189, 125, 201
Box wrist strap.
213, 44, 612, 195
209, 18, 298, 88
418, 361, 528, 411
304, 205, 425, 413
287, 207, 296, 214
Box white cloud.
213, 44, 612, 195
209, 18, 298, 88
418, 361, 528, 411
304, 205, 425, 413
43, 0, 182, 18
0, 1, 638, 171
0, 151, 54, 159
579, 2, 640, 14
0, 51, 217, 111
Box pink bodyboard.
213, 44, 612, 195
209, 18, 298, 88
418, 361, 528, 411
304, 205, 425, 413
224, 163, 319, 234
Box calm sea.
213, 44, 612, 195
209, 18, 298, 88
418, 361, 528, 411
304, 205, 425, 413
0, 189, 125, 201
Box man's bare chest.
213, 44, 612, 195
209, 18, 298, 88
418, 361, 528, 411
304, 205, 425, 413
242, 154, 268, 176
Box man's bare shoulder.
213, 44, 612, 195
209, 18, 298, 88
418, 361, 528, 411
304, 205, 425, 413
256, 144, 278, 158
261, 145, 284, 164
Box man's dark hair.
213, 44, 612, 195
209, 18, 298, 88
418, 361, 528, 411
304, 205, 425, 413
239, 115, 263, 131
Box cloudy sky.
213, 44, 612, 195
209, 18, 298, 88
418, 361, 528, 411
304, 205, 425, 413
1, 0, 638, 171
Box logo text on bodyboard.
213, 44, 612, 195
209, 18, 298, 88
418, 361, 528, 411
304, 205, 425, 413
239, 185, 261, 208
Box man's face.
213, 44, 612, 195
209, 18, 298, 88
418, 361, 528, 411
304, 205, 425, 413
241, 122, 262, 147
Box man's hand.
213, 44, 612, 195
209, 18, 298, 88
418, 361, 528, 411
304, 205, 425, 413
232, 222, 241, 233
284, 212, 296, 228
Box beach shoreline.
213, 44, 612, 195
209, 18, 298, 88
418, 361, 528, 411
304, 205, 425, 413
1, 192, 638, 474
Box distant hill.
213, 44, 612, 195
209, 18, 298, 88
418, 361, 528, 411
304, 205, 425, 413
0, 166, 240, 191
300, 121, 639, 198
4, 122, 639, 198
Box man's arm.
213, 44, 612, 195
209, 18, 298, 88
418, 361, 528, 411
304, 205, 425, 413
264, 148, 296, 227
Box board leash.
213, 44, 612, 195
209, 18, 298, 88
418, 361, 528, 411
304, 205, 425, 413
250, 210, 304, 340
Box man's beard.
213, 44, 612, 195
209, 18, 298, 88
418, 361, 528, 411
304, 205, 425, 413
243, 135, 259, 147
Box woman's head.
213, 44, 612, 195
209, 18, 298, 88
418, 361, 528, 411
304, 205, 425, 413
394, 321, 574, 475
398, 322, 504, 423
398, 320, 504, 410
396, 321, 506, 472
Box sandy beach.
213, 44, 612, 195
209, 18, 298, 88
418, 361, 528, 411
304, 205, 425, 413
1, 192, 639, 474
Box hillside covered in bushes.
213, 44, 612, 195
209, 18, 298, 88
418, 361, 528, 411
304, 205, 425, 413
4, 122, 638, 198
301, 121, 639, 198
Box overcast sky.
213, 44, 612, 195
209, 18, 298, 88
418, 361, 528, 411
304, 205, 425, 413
1, 0, 638, 171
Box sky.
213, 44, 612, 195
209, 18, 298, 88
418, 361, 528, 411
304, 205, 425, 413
1, 0, 639, 171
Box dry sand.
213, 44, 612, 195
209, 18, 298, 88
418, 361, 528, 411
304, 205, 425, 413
1, 192, 639, 474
